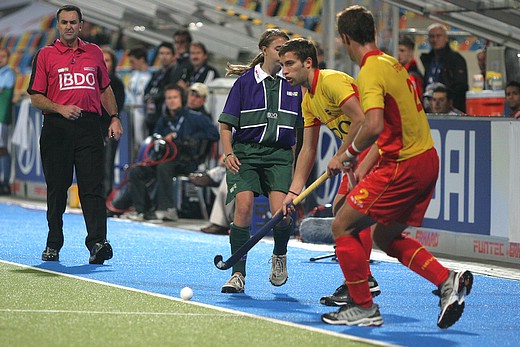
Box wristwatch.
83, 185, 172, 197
110, 113, 120, 120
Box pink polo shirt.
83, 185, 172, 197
27, 38, 110, 115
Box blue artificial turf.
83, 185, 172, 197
1, 202, 519, 346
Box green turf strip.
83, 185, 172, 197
0, 262, 381, 347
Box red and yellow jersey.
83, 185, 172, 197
302, 69, 359, 141
358, 50, 433, 161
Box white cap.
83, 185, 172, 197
189, 83, 209, 97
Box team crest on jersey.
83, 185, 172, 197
286, 91, 299, 97
57, 67, 69, 73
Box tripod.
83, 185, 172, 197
309, 246, 337, 262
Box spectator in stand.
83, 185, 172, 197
178, 42, 220, 91
101, 47, 126, 198
420, 23, 468, 112
0, 47, 15, 195
126, 46, 152, 153
189, 154, 233, 235
170, 30, 192, 88
429, 85, 464, 115
505, 80, 520, 119
144, 42, 179, 136
398, 36, 424, 103
79, 21, 110, 46
125, 84, 219, 223
173, 29, 192, 68
186, 82, 211, 118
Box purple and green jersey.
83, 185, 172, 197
218, 64, 303, 148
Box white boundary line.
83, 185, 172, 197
0, 259, 398, 347
0, 309, 235, 317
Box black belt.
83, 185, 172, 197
45, 111, 100, 118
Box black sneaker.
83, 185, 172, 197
89, 241, 113, 264
42, 247, 59, 261
320, 275, 381, 306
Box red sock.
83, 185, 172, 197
335, 235, 372, 308
358, 227, 373, 274
386, 235, 449, 286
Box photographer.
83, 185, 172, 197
126, 84, 218, 222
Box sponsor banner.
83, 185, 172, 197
12, 103, 131, 197
424, 119, 491, 235
407, 227, 520, 265
314, 119, 492, 236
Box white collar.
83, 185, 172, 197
253, 63, 285, 83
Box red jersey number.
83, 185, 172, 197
407, 78, 423, 113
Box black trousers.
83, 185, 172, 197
40, 113, 106, 251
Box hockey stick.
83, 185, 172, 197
346, 168, 357, 190
214, 172, 330, 270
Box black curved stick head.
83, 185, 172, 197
214, 254, 228, 269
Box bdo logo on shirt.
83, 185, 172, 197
58, 67, 96, 90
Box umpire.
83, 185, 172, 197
27, 5, 123, 264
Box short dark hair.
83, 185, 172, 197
433, 85, 453, 100
164, 84, 185, 106
190, 42, 207, 55
506, 80, 520, 90
399, 36, 415, 50
56, 5, 82, 22
279, 38, 319, 69
337, 5, 375, 45
128, 46, 148, 63
157, 41, 175, 55
173, 29, 192, 44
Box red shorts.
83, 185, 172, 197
347, 148, 439, 226
337, 147, 370, 195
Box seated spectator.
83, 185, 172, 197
429, 85, 464, 115
186, 83, 211, 118
178, 42, 220, 91
505, 81, 520, 119
189, 166, 222, 188
122, 84, 219, 222
189, 154, 234, 235
423, 82, 446, 113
